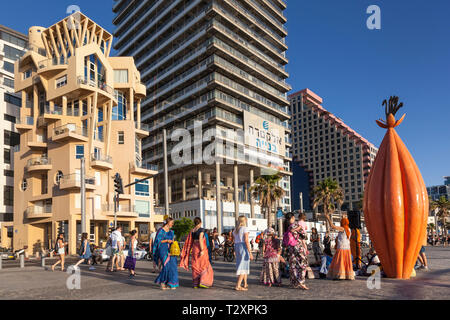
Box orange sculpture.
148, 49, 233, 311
363, 96, 428, 279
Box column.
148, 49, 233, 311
216, 162, 222, 234
62, 96, 67, 116
182, 171, 186, 201
197, 168, 202, 199
137, 99, 141, 126
68, 217, 77, 255
249, 168, 255, 219
234, 164, 239, 223
130, 220, 136, 233
129, 88, 134, 122
168, 184, 172, 204
244, 183, 248, 202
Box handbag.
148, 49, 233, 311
170, 241, 180, 256
282, 231, 298, 247
306, 267, 315, 279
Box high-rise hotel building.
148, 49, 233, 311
113, 0, 292, 231
0, 25, 28, 248
12, 13, 162, 255
289, 89, 378, 212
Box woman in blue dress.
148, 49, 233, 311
153, 217, 179, 290
74, 233, 92, 268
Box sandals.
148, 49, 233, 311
235, 286, 248, 291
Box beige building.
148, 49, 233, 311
12, 13, 162, 255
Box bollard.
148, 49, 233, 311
20, 254, 25, 268
41, 257, 46, 268
0, 255, 2, 270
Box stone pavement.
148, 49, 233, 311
0, 246, 448, 300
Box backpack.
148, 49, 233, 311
282, 231, 298, 248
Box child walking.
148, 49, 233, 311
124, 230, 138, 278
260, 228, 283, 287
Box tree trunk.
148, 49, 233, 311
267, 200, 272, 229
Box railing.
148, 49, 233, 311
27, 45, 47, 56
26, 157, 51, 167
131, 161, 158, 171
154, 207, 166, 215
16, 116, 34, 125
38, 57, 68, 69
77, 76, 115, 96
43, 105, 62, 115
53, 124, 88, 137
25, 205, 52, 215
135, 122, 150, 131
61, 173, 95, 185
91, 153, 112, 164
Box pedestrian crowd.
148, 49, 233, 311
49, 212, 435, 289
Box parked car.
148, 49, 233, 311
0, 251, 15, 260
122, 245, 147, 260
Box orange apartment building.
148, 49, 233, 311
12, 13, 163, 255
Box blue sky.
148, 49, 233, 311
1, 0, 448, 186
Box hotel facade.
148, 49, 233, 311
289, 89, 378, 213
12, 13, 162, 255
113, 0, 292, 232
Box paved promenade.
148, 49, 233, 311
0, 246, 448, 300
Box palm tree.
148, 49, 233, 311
250, 173, 285, 229
430, 196, 450, 239
311, 178, 345, 232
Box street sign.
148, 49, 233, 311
277, 209, 283, 219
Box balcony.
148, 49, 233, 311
15, 117, 34, 131
38, 105, 63, 127
25, 205, 52, 219
130, 161, 158, 175
53, 124, 88, 142
27, 137, 48, 150
59, 173, 96, 191
91, 153, 113, 170
77, 76, 115, 97
26, 157, 52, 172
37, 57, 68, 75
135, 122, 150, 138
102, 204, 138, 218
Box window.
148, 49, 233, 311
21, 179, 28, 191
4, 93, 21, 107
23, 69, 32, 79
114, 70, 128, 83
3, 61, 14, 73
56, 171, 63, 184
4, 170, 13, 177
75, 145, 84, 159
3, 44, 25, 61
56, 75, 67, 88
0, 31, 27, 48
135, 200, 150, 218
41, 174, 48, 194
135, 179, 149, 196
4, 114, 16, 123
4, 130, 19, 146
3, 77, 14, 88
4, 186, 13, 206
4, 149, 11, 164
113, 90, 127, 120
118, 131, 124, 144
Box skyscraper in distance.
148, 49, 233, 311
289, 89, 378, 213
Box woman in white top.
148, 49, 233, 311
233, 216, 254, 291
51, 233, 67, 271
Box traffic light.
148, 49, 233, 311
114, 173, 124, 194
